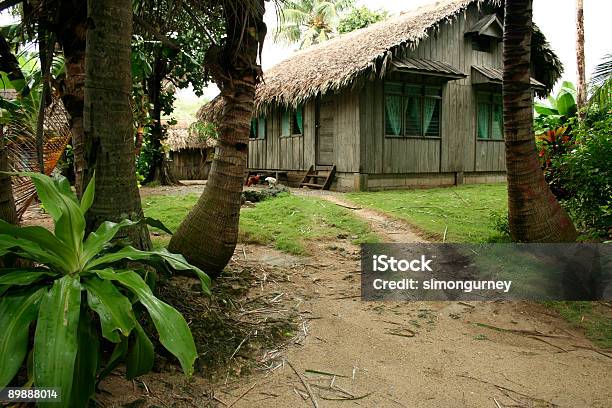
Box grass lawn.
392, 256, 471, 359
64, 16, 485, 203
346, 184, 509, 243
142, 192, 378, 254
545, 301, 612, 350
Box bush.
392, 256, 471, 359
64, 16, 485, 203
550, 114, 612, 237
0, 172, 211, 406
489, 210, 510, 237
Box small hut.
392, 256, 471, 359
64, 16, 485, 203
165, 120, 216, 180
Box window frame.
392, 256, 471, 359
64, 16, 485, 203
384, 81, 442, 139
476, 92, 504, 141
249, 115, 267, 140
281, 105, 304, 137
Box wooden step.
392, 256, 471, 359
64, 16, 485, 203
299, 164, 336, 190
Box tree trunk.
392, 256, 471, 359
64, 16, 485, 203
55, 0, 87, 197
0, 127, 17, 225
35, 28, 54, 174
575, 0, 586, 110
82, 0, 151, 250
145, 55, 180, 186
503, 0, 577, 242
168, 1, 265, 276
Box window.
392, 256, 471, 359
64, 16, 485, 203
472, 36, 492, 52
281, 105, 304, 137
477, 93, 503, 140
384, 82, 442, 138
250, 116, 266, 140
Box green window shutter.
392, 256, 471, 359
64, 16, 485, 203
477, 101, 490, 139
281, 109, 290, 136
385, 94, 402, 136
404, 95, 422, 136
258, 115, 266, 139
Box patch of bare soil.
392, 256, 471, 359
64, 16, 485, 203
98, 238, 612, 408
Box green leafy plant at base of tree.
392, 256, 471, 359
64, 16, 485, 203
0, 172, 211, 407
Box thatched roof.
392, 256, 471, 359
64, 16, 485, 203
255, 0, 500, 109
198, 0, 562, 119
165, 119, 216, 151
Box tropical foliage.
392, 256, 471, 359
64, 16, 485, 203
548, 113, 612, 237
0, 172, 210, 406
337, 5, 388, 34
588, 53, 612, 110
274, 0, 355, 48
534, 81, 577, 133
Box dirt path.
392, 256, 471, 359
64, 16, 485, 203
27, 184, 607, 407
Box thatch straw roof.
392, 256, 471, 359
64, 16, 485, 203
165, 119, 217, 151
255, 0, 499, 109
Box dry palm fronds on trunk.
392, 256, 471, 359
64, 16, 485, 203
5, 98, 71, 218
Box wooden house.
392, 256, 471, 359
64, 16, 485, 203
200, 0, 559, 191
166, 120, 215, 180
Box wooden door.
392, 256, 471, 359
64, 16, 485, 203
316, 95, 336, 166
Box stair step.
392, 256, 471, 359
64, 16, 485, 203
307, 174, 330, 179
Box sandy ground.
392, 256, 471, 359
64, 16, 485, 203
21, 183, 612, 407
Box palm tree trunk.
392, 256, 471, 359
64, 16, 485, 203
82, 0, 151, 250
0, 127, 17, 225
575, 0, 586, 109
503, 0, 577, 242
168, 1, 265, 275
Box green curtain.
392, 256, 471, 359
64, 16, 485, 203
281, 109, 290, 136
491, 104, 503, 139
404, 96, 421, 135
477, 102, 490, 139
250, 119, 257, 139
296, 106, 303, 134
385, 95, 402, 135
258, 115, 266, 139
423, 98, 438, 136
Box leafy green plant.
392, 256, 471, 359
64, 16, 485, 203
0, 172, 211, 407
534, 81, 577, 133
550, 114, 612, 237
337, 5, 388, 34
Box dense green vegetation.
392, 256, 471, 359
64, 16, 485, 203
347, 184, 509, 242
143, 192, 378, 254
545, 301, 612, 349
0, 173, 209, 406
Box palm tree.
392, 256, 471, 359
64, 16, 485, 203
81, 0, 151, 249
168, 0, 266, 275
589, 53, 612, 109
575, 0, 586, 109
503, 0, 577, 242
275, 0, 353, 49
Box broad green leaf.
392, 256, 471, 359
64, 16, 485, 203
145, 217, 174, 235
556, 91, 577, 117
534, 104, 558, 116
54, 175, 78, 203
0, 234, 72, 272
34, 276, 81, 407
0, 288, 46, 388
70, 307, 99, 408
83, 276, 135, 343
80, 173, 95, 215
96, 269, 197, 377
126, 321, 154, 380
82, 219, 135, 266
0, 220, 76, 269
0, 269, 57, 287
86, 246, 211, 295
8, 172, 85, 255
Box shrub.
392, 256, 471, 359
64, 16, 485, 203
550, 114, 612, 237
489, 210, 510, 237
0, 172, 211, 406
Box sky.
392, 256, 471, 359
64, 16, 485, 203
2, 0, 611, 117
